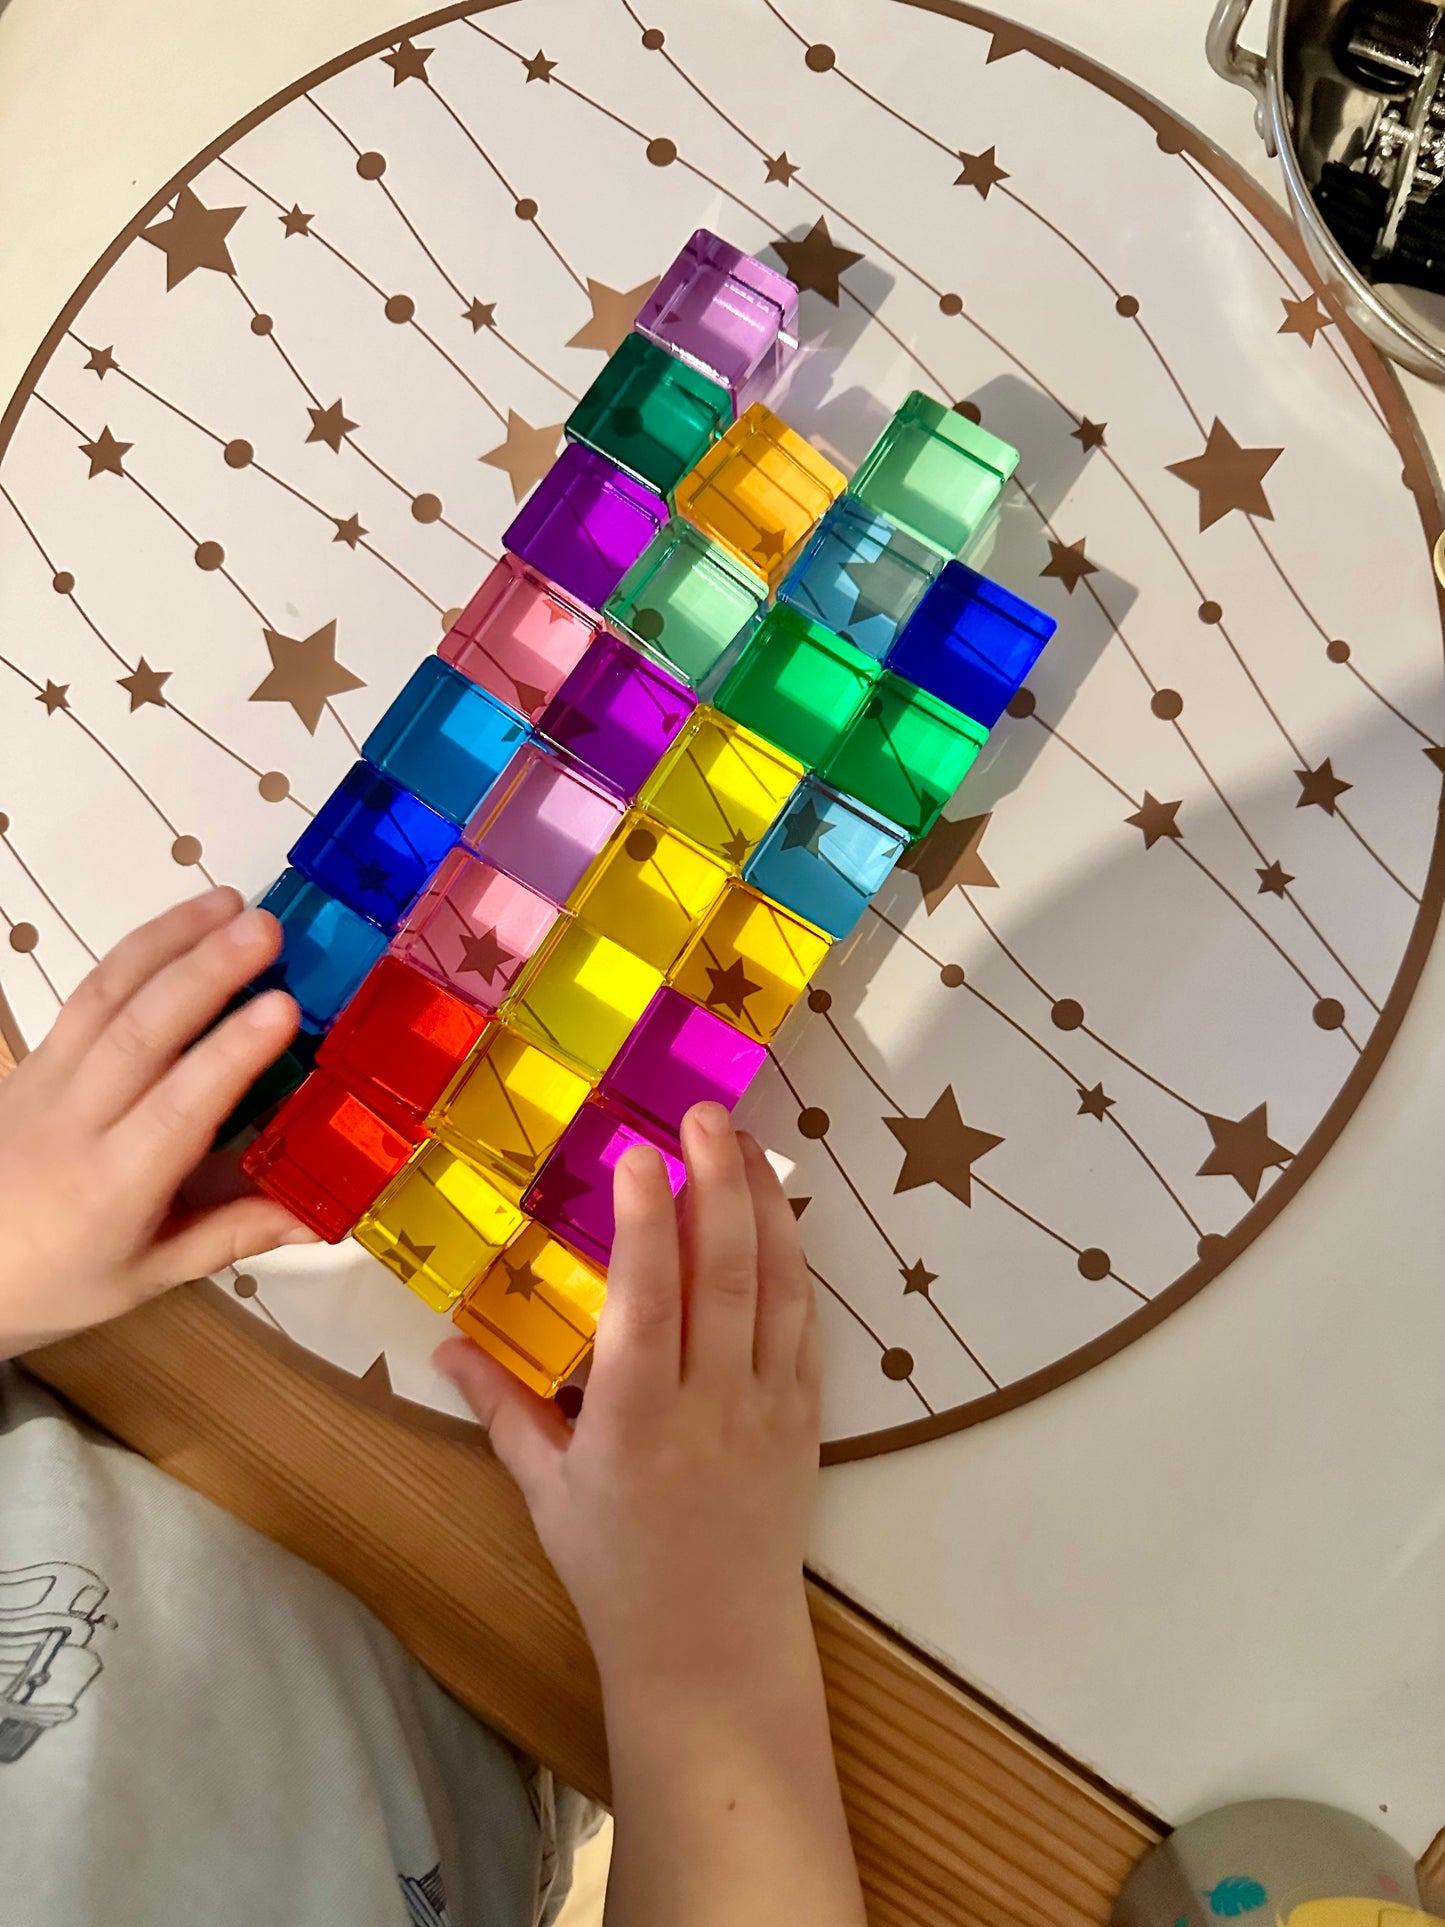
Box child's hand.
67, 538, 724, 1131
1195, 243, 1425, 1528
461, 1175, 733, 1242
0, 886, 315, 1357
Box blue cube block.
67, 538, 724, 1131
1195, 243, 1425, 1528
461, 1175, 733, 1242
886, 560, 1056, 728
363, 656, 528, 825
743, 776, 907, 939
778, 496, 942, 662
288, 762, 459, 931
254, 870, 387, 1029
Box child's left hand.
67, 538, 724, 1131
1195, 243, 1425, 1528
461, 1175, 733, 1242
0, 886, 316, 1359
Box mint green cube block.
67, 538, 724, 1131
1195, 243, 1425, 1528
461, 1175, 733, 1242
605, 518, 766, 690
850, 391, 1019, 559
566, 332, 732, 498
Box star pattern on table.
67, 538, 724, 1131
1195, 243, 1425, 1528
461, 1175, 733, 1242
705, 956, 762, 1019
1125, 793, 1182, 849
1295, 758, 1351, 813
117, 659, 170, 711
457, 928, 515, 983
1278, 293, 1330, 345
1041, 536, 1097, 593
381, 38, 432, 84
1071, 418, 1107, 450
462, 297, 496, 332
1425, 744, 1445, 773
899, 811, 996, 913
84, 343, 118, 378
885, 1087, 1003, 1206
279, 203, 313, 238
955, 145, 1008, 197
332, 513, 366, 548
479, 412, 565, 501
389, 1230, 436, 1284
140, 186, 243, 291
306, 399, 358, 452
359, 1352, 393, 1394
567, 276, 661, 354
1076, 1083, 1114, 1120
983, 20, 1035, 60
523, 49, 556, 82
772, 218, 862, 304
788, 1196, 810, 1220
780, 798, 835, 854
36, 681, 69, 715
1166, 418, 1283, 531
900, 1259, 937, 1296
720, 830, 751, 867
79, 426, 131, 479
1256, 859, 1295, 896
250, 620, 365, 734
765, 151, 800, 185
1197, 1104, 1293, 1200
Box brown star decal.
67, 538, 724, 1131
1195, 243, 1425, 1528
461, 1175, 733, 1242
900, 1259, 937, 1296
479, 412, 565, 502
279, 204, 313, 239
984, 21, 1034, 60
885, 1087, 1003, 1205
705, 957, 763, 1020
355, 859, 392, 895
117, 659, 170, 711
332, 513, 366, 548
567, 277, 662, 355
1166, 418, 1283, 531
765, 151, 800, 185
899, 811, 997, 913
382, 38, 432, 84
1076, 1083, 1114, 1120
955, 145, 1008, 197
141, 186, 243, 291
1197, 1104, 1293, 1200
79, 426, 131, 479
84, 344, 118, 378
772, 217, 862, 304
359, 1353, 393, 1394
1071, 418, 1107, 451
1424, 744, 1445, 774
780, 798, 834, 855
1041, 537, 1097, 593
720, 830, 751, 867
457, 928, 515, 983
1256, 859, 1294, 896
788, 1196, 810, 1220
1125, 793, 1182, 849
306, 399, 358, 453
752, 527, 787, 566
36, 681, 70, 715
462, 298, 496, 332
390, 1230, 436, 1284
502, 1256, 540, 1299
1278, 294, 1330, 345
250, 620, 365, 734
523, 48, 556, 82
1294, 758, 1351, 814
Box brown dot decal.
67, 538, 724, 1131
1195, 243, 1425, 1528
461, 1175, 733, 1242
1313, 997, 1346, 1030
1077, 1247, 1110, 1281
633, 606, 665, 641
1197, 599, 1222, 624
797, 1106, 830, 1139
805, 42, 836, 70
411, 493, 443, 523
939, 293, 963, 316
194, 540, 225, 571
1327, 638, 1351, 663
1197, 1232, 1226, 1262
940, 963, 965, 987
1115, 294, 1139, 317
807, 987, 832, 1012
258, 770, 290, 802
249, 313, 273, 336
384, 293, 415, 323
1150, 688, 1183, 720
9, 923, 38, 953
233, 1272, 258, 1298
641, 26, 664, 48
356, 151, 386, 179
953, 400, 982, 423
625, 825, 658, 861
1051, 998, 1084, 1030
223, 438, 253, 468
1007, 687, 1036, 719
51, 570, 74, 594
0, 813, 8, 834
514, 197, 538, 221
646, 137, 677, 167
171, 834, 204, 866
880, 1346, 914, 1381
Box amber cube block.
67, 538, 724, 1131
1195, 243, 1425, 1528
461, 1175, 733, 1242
452, 1221, 607, 1398
674, 404, 846, 589
670, 881, 830, 1042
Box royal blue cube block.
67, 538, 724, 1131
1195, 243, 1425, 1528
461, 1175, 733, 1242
288, 762, 459, 931
886, 560, 1056, 728
363, 656, 528, 826
743, 775, 907, 939
254, 869, 388, 1029
778, 496, 942, 662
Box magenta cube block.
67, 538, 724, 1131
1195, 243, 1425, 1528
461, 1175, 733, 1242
439, 553, 603, 720
465, 740, 625, 903
503, 444, 668, 611
601, 987, 767, 1139
636, 229, 800, 413
525, 1098, 687, 1266
539, 633, 696, 798
391, 846, 562, 1011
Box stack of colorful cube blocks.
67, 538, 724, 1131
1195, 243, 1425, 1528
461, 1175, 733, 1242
235, 229, 1057, 1401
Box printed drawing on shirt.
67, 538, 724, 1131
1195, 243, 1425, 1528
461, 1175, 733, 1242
399, 1864, 452, 1927
0, 1561, 115, 1765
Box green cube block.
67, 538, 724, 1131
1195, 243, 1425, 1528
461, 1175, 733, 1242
850, 391, 1019, 559
566, 333, 733, 498
214, 1034, 317, 1148
605, 517, 766, 690
715, 602, 879, 771
822, 671, 988, 838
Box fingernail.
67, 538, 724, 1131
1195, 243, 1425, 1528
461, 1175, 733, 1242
243, 989, 293, 1026
280, 1223, 321, 1244
689, 1101, 731, 1137
224, 906, 271, 947
736, 1129, 761, 1158
619, 1143, 665, 1185
193, 884, 239, 911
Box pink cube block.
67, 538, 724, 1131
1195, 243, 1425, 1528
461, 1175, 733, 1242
440, 553, 603, 721
391, 846, 562, 1011
465, 741, 625, 903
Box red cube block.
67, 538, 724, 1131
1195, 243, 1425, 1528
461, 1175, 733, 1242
317, 955, 488, 1126
240, 1070, 424, 1242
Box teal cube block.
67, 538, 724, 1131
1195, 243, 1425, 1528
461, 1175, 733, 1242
715, 602, 880, 772
822, 671, 988, 839
744, 777, 907, 939
778, 495, 942, 661
254, 869, 387, 1029
566, 332, 732, 498
604, 517, 766, 690
850, 392, 1019, 559
363, 656, 528, 826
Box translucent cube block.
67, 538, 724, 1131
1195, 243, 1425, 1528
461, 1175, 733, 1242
429, 1022, 592, 1202
639, 707, 802, 869
452, 1221, 607, 1399
565, 331, 731, 497
356, 1139, 524, 1312
601, 987, 766, 1139
288, 761, 459, 933
439, 553, 603, 721
886, 559, 1056, 728
635, 228, 799, 412
525, 1099, 687, 1266
850, 391, 1019, 559
465, 741, 625, 904
316, 954, 488, 1127
822, 672, 988, 839
674, 403, 846, 589
715, 602, 880, 772
538, 631, 694, 799
570, 813, 728, 972
362, 655, 528, 825
392, 847, 561, 1012
670, 882, 830, 1043
604, 518, 766, 691
503, 442, 668, 610
744, 776, 908, 940
778, 495, 942, 661
254, 869, 387, 1030
239, 1069, 425, 1242
507, 920, 664, 1079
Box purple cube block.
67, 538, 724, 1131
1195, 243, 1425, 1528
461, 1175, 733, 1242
636, 229, 800, 413
525, 1099, 687, 1266
601, 987, 767, 1139
464, 741, 625, 903
503, 444, 667, 611
539, 633, 696, 798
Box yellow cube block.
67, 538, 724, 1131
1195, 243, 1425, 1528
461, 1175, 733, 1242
452, 1220, 607, 1398
570, 813, 729, 972
356, 1139, 524, 1311
639, 706, 802, 870
671, 881, 830, 1043
507, 919, 664, 1078
674, 403, 846, 589
429, 1023, 591, 1201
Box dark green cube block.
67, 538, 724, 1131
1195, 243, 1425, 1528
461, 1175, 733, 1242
566, 333, 732, 498
822, 671, 988, 838
605, 517, 766, 690
214, 1028, 319, 1149
715, 602, 880, 771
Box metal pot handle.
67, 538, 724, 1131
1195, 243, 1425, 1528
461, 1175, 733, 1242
1207, 0, 1277, 155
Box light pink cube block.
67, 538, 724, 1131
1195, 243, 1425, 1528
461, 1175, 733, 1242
439, 553, 603, 721
391, 847, 562, 1011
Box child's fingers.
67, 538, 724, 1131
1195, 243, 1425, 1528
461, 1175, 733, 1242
588, 1144, 683, 1419
139, 1192, 318, 1292
434, 1338, 570, 1502
738, 1133, 813, 1383
81, 906, 282, 1125
678, 1103, 759, 1389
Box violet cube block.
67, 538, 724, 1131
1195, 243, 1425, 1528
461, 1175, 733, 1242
525, 1099, 687, 1266
601, 987, 766, 1140
539, 632, 695, 798
465, 740, 625, 904
636, 229, 800, 413
503, 443, 667, 611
